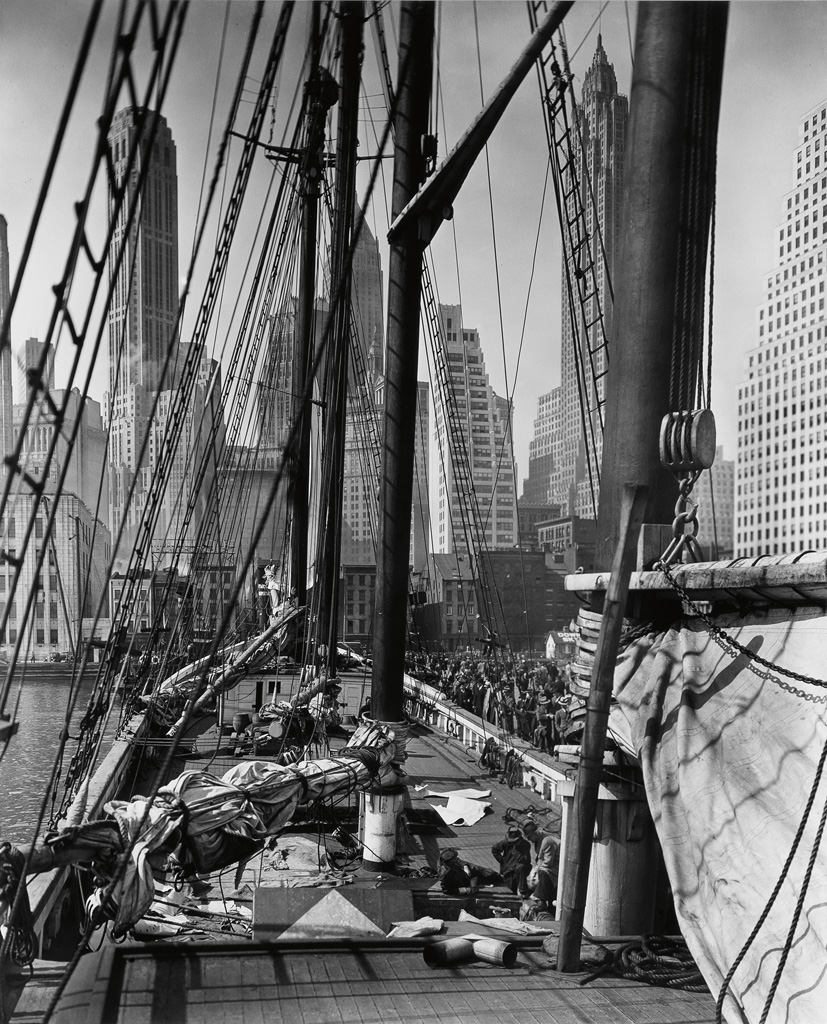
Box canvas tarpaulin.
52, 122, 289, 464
609, 605, 827, 1024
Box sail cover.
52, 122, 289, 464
609, 605, 827, 1024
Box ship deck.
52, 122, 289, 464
8, 711, 718, 1023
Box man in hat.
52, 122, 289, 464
436, 848, 501, 895
491, 826, 532, 897
533, 695, 553, 752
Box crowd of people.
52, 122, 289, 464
404, 649, 579, 753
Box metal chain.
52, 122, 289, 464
656, 561, 827, 702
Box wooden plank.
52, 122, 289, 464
557, 485, 649, 972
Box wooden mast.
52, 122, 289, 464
289, 5, 336, 612
317, 0, 363, 676
557, 1, 728, 972
370, 1, 434, 725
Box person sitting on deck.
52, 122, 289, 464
491, 826, 532, 897
531, 832, 560, 908
436, 848, 501, 895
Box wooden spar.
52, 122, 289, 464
288, 4, 330, 610
388, 0, 572, 246
556, 484, 647, 970
370, 1, 434, 724
317, 1, 363, 675
557, 2, 729, 971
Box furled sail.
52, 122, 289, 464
1, 721, 401, 945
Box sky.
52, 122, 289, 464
2, 1, 827, 488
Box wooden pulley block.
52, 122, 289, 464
659, 409, 717, 472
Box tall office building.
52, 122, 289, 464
339, 211, 386, 565
524, 38, 628, 517
694, 446, 735, 560
351, 212, 384, 381
411, 380, 431, 571
522, 387, 561, 505
107, 109, 179, 397
0, 216, 13, 472
434, 303, 517, 556
736, 100, 827, 556
257, 300, 297, 451
105, 108, 216, 563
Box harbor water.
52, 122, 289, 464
0, 668, 116, 845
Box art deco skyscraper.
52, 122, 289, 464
737, 100, 827, 556
107, 108, 179, 396
524, 38, 628, 516
434, 304, 516, 556
105, 108, 185, 560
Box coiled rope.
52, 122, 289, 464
576, 935, 707, 992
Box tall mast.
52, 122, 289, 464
370, 1, 434, 724
289, 6, 337, 610
317, 0, 363, 675
557, 1, 728, 972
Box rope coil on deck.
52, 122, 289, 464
571, 935, 708, 992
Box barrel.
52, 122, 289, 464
232, 712, 251, 734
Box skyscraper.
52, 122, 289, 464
107, 108, 179, 397
736, 100, 827, 557
694, 446, 734, 560
434, 303, 516, 556
351, 213, 384, 381
524, 38, 628, 517
105, 108, 207, 563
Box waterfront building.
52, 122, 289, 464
537, 515, 596, 573
517, 500, 563, 549
434, 303, 517, 556
524, 38, 628, 517
476, 549, 553, 655
736, 100, 827, 556
427, 552, 478, 652
3, 393, 112, 659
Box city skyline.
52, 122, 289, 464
2, 4, 827, 494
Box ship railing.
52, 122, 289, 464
402, 673, 569, 805
24, 710, 148, 958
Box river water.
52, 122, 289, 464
0, 671, 115, 845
